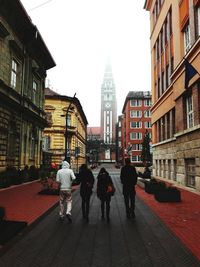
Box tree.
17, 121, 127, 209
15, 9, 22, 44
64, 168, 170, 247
141, 131, 152, 166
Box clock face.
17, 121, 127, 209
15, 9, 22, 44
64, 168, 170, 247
105, 102, 111, 108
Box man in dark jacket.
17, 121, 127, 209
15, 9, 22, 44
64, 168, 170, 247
120, 158, 138, 219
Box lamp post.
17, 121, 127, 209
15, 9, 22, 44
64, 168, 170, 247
64, 93, 76, 163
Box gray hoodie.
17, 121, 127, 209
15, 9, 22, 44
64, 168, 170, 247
56, 161, 76, 190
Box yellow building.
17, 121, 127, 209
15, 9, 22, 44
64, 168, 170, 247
144, 0, 200, 191
44, 88, 88, 172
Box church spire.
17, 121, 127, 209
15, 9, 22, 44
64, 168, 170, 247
100, 62, 117, 146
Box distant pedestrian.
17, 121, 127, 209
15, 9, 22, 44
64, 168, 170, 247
78, 164, 95, 222
56, 161, 76, 222
120, 158, 138, 219
97, 167, 114, 222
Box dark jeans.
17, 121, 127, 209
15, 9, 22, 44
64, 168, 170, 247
123, 190, 136, 216
101, 199, 110, 219
81, 195, 91, 218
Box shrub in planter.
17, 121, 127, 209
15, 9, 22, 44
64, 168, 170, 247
139, 167, 151, 179
29, 165, 39, 180
0, 207, 5, 221
144, 179, 166, 194
154, 187, 181, 202
0, 170, 10, 188
21, 165, 30, 182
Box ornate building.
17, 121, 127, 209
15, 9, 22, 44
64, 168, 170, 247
0, 0, 55, 173
44, 88, 88, 172
100, 64, 117, 162
144, 0, 200, 191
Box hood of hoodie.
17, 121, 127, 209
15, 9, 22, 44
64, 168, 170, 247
62, 161, 70, 169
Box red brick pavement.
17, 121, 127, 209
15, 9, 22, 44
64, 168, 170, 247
0, 181, 59, 225
136, 185, 200, 261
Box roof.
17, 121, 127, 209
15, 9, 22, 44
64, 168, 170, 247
122, 91, 151, 113
45, 88, 60, 96
45, 91, 88, 125
1, 0, 56, 70
87, 127, 101, 135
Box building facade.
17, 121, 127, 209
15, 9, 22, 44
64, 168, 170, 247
100, 63, 117, 162
44, 88, 88, 172
115, 115, 123, 165
0, 0, 55, 173
121, 91, 152, 165
144, 0, 200, 191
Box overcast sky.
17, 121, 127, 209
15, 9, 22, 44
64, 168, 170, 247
20, 0, 151, 127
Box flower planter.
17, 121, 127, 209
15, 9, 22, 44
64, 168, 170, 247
154, 188, 181, 202
144, 180, 166, 194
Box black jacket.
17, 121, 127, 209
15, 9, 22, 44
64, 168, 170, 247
120, 165, 138, 194
97, 172, 113, 200
78, 169, 94, 197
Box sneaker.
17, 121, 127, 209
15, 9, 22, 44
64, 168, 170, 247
66, 214, 72, 223
59, 216, 64, 221
126, 212, 131, 219
131, 211, 135, 219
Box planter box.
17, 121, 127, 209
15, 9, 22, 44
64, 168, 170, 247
154, 188, 181, 202
144, 181, 166, 194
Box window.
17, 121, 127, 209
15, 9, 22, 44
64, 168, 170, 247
130, 110, 142, 118
29, 132, 35, 159
169, 8, 172, 36
184, 24, 191, 53
144, 110, 151, 117
130, 99, 142, 107
132, 144, 142, 151
145, 121, 152, 128
166, 64, 169, 88
131, 155, 142, 162
118, 131, 121, 137
171, 57, 174, 74
32, 81, 37, 104
130, 132, 142, 140
185, 158, 196, 188
158, 77, 160, 98
67, 114, 71, 126
173, 159, 177, 181
160, 30, 164, 53
42, 136, 50, 151
164, 20, 168, 44
186, 95, 194, 128
161, 71, 165, 92
144, 99, 152, 106
10, 59, 18, 88
195, 5, 200, 37
130, 121, 142, 128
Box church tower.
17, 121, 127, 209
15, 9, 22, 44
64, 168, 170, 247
100, 63, 117, 161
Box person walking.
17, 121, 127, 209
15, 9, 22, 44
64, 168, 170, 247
97, 167, 114, 222
56, 161, 76, 222
78, 164, 95, 222
120, 158, 138, 219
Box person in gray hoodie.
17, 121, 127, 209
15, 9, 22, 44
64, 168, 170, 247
56, 161, 76, 222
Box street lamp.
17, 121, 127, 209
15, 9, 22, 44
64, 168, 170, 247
64, 93, 76, 163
